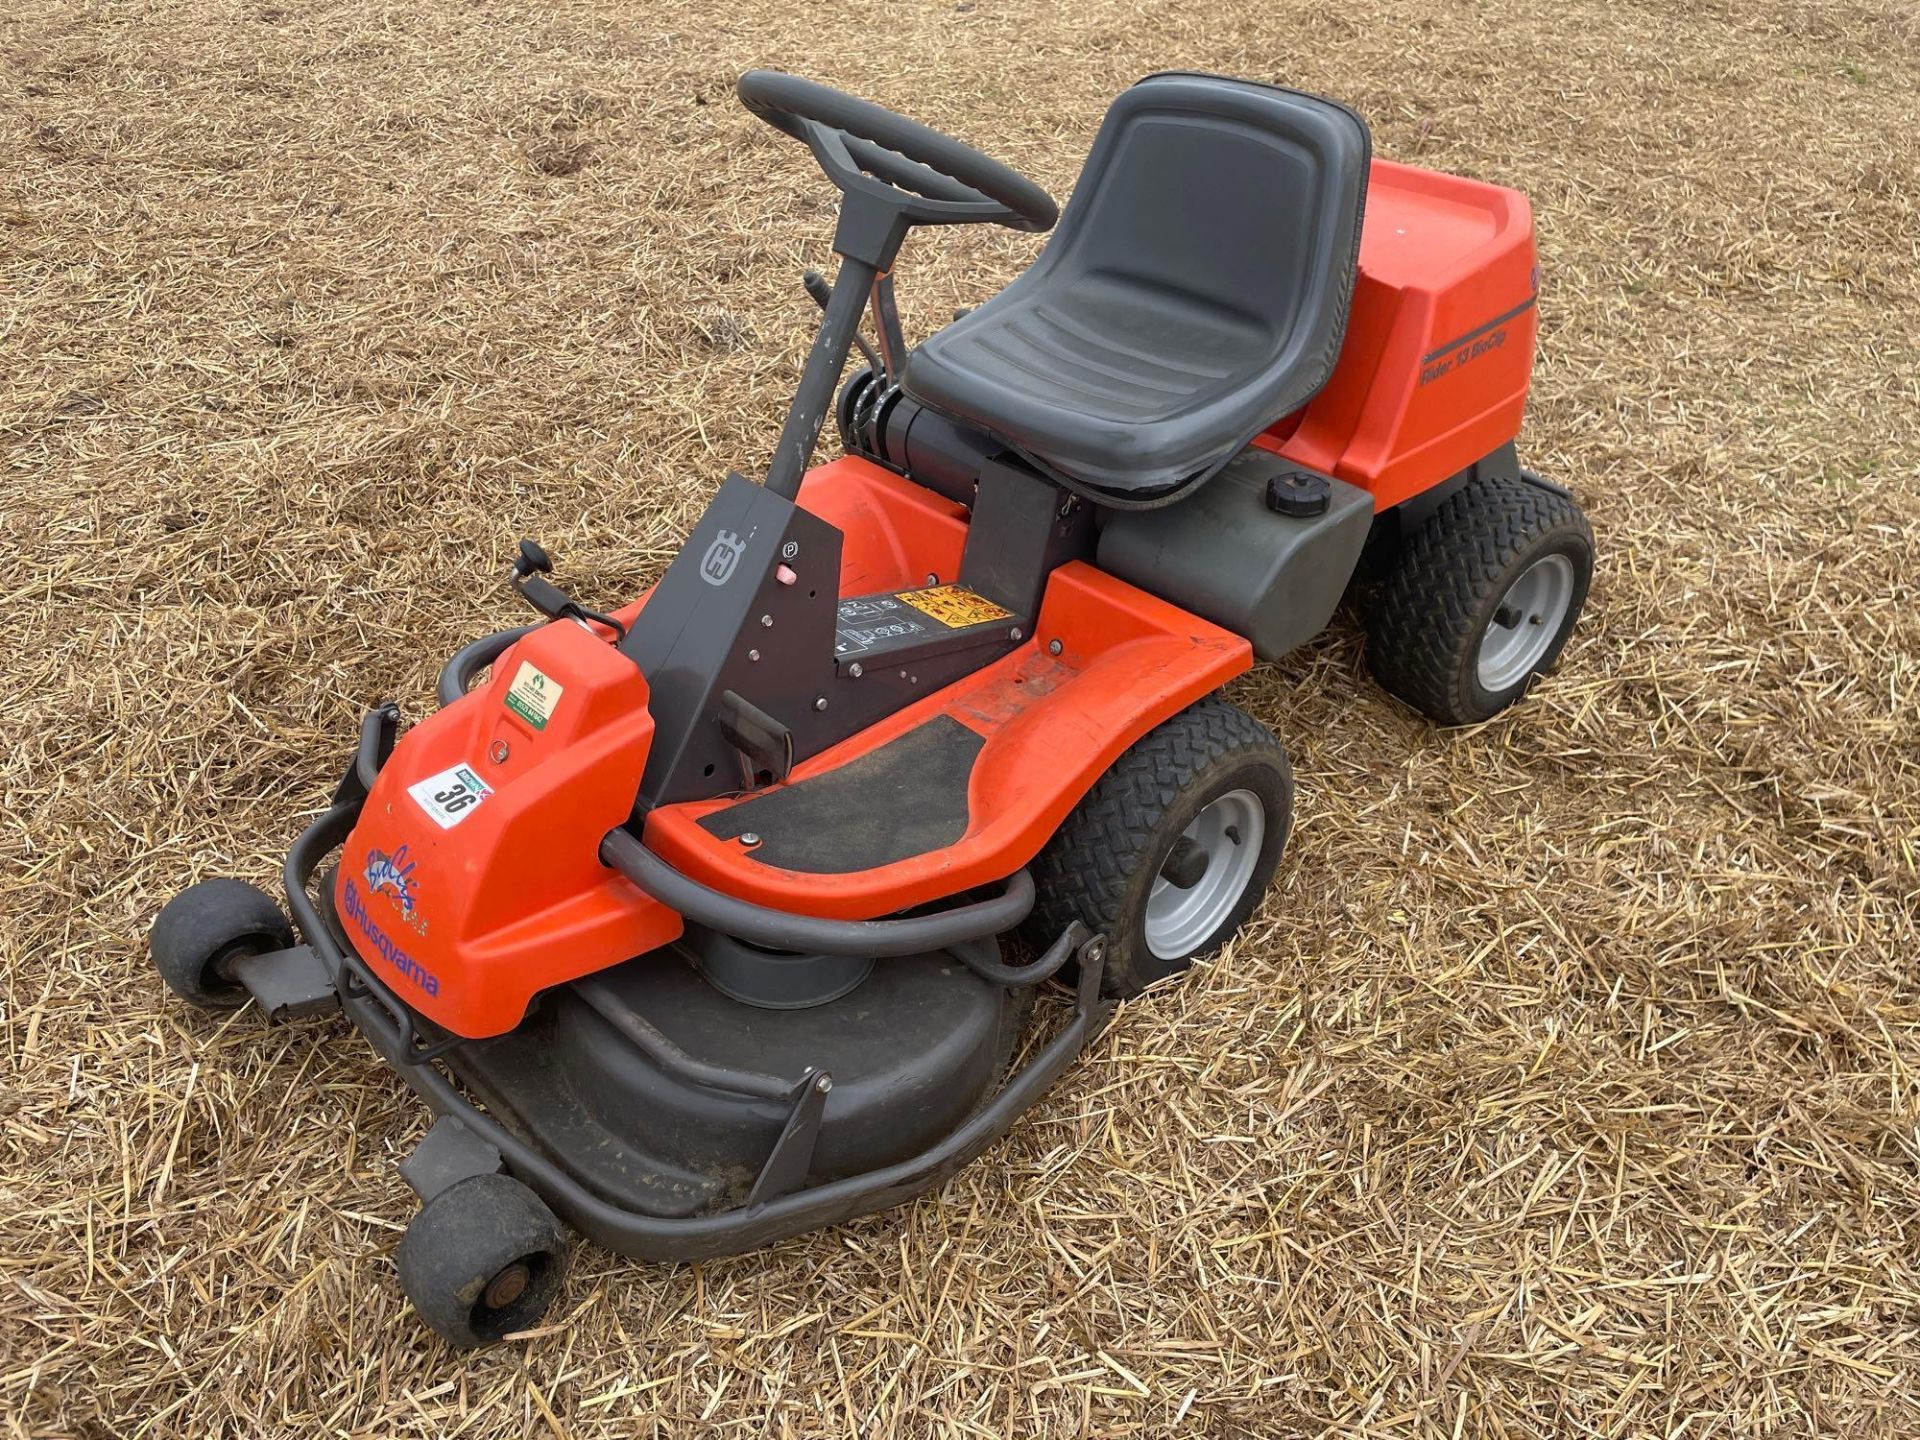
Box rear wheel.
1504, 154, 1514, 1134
1367, 474, 1593, 725
149, 879, 295, 1010
1025, 698, 1293, 998
396, 1173, 569, 1348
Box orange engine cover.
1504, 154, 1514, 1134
335, 620, 680, 1038
1263, 157, 1539, 508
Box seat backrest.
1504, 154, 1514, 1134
1061, 73, 1369, 359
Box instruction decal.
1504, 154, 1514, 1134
896, 585, 1013, 630
407, 763, 494, 830
505, 661, 563, 731
834, 595, 929, 657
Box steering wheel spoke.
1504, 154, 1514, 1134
843, 138, 1007, 214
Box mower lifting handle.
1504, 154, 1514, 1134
600, 827, 1034, 957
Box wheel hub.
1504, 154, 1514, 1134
206, 941, 254, 987
1144, 789, 1265, 961
1477, 553, 1576, 692
1159, 835, 1209, 890
481, 1261, 531, 1311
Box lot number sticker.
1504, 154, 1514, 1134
505, 661, 564, 731
408, 763, 495, 829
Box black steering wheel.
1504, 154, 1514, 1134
737, 71, 1058, 235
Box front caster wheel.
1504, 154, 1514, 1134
1366, 473, 1594, 725
149, 878, 296, 1010
396, 1174, 569, 1348
1025, 697, 1293, 998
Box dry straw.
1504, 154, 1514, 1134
2, 0, 1917, 1434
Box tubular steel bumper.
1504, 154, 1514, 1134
598, 827, 1036, 958
435, 627, 534, 709
282, 715, 1112, 1263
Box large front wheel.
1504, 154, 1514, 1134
1025, 698, 1293, 998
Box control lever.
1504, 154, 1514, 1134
509, 539, 628, 642
868, 270, 907, 381
803, 269, 884, 376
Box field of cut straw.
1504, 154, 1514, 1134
4, 0, 1918, 1434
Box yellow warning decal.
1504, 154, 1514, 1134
895, 584, 1013, 629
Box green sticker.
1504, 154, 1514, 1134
505, 661, 562, 731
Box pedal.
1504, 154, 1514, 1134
717, 689, 794, 789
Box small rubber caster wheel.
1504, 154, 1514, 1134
1026, 697, 1293, 998
149, 878, 296, 1009
396, 1174, 569, 1348
1367, 473, 1593, 725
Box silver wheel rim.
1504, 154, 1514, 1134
1477, 553, 1576, 692
1144, 789, 1265, 961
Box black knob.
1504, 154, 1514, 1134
514, 539, 553, 577
1266, 470, 1331, 518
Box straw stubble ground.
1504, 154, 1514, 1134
3, 0, 1917, 1435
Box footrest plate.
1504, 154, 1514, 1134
233, 945, 340, 1022
401, 1116, 505, 1201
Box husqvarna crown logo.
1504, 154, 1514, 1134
701, 530, 746, 586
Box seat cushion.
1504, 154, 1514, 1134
902, 73, 1370, 499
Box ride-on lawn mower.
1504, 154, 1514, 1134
150, 71, 1593, 1345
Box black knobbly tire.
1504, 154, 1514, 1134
396, 1173, 569, 1349
149, 878, 296, 1010
1024, 698, 1293, 999
1366, 474, 1593, 725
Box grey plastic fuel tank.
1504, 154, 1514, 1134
1095, 448, 1374, 662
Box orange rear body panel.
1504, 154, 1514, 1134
1260, 157, 1537, 509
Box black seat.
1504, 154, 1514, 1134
900, 73, 1371, 499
